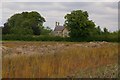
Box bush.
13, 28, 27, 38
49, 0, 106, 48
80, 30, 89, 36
2, 34, 65, 41
2, 34, 119, 42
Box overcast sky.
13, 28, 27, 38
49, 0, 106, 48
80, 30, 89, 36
0, 0, 119, 32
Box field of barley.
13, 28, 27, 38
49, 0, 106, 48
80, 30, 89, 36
2, 41, 118, 78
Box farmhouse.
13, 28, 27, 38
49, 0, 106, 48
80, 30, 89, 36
53, 22, 69, 37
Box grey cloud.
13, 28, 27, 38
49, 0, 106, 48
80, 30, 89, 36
3, 0, 120, 2
1, 2, 118, 31
102, 2, 118, 9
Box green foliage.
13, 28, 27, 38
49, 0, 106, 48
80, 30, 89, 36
103, 27, 109, 34
2, 23, 10, 34
1, 10, 119, 42
96, 26, 102, 35
2, 33, 119, 42
2, 34, 65, 41
41, 26, 52, 35
64, 10, 96, 38
2, 11, 45, 35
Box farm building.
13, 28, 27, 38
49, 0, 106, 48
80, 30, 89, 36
53, 22, 69, 37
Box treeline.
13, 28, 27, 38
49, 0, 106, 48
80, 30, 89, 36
2, 33, 119, 42
1, 10, 119, 42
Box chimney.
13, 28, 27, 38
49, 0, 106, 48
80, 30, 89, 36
55, 22, 58, 27
58, 22, 60, 26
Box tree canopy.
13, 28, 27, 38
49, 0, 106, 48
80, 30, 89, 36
103, 27, 109, 34
64, 10, 99, 38
2, 11, 45, 35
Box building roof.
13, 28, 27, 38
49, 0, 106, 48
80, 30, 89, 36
54, 26, 65, 31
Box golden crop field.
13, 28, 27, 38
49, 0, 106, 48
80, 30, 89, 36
2, 41, 118, 78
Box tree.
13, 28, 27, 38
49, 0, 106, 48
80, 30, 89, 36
103, 27, 109, 34
41, 26, 52, 35
64, 10, 96, 38
2, 22, 10, 34
32, 24, 41, 35
2, 11, 45, 35
96, 26, 102, 35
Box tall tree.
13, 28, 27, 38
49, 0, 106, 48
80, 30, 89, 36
2, 11, 45, 35
64, 10, 96, 38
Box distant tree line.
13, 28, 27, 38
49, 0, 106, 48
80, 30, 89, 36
1, 10, 119, 42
